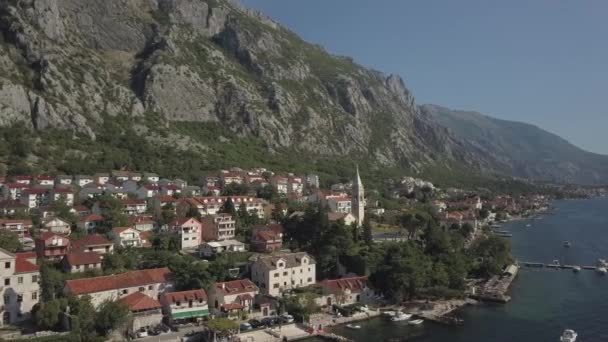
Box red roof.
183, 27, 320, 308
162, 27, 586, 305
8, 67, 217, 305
121, 199, 146, 206
0, 219, 33, 226
14, 176, 32, 180
321, 276, 369, 294
71, 234, 112, 251
73, 205, 90, 212
163, 185, 179, 191
0, 200, 27, 209
65, 268, 173, 295
170, 218, 200, 227
254, 230, 281, 242
143, 185, 160, 190
52, 187, 73, 194
36, 175, 54, 180
112, 227, 135, 234
79, 214, 104, 223
119, 292, 162, 312
128, 216, 155, 226
4, 182, 29, 189
23, 188, 48, 195
155, 195, 177, 203
214, 279, 258, 295
64, 252, 102, 266
222, 303, 244, 311
161, 289, 207, 304
15, 253, 39, 273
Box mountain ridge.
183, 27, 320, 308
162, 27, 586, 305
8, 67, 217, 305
0, 0, 605, 185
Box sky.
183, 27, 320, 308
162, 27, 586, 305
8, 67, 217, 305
241, 0, 608, 154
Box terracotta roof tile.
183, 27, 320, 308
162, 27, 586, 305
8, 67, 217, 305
321, 276, 368, 294
15, 253, 39, 273
214, 279, 258, 295
71, 234, 112, 251
161, 289, 207, 304
119, 292, 162, 311
64, 252, 102, 266
65, 268, 173, 295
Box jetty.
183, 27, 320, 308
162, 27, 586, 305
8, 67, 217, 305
520, 261, 601, 271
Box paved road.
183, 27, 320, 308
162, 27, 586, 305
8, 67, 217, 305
137, 326, 205, 342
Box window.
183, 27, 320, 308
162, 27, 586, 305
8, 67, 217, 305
17, 294, 23, 303
139, 287, 145, 292
122, 289, 128, 295
283, 272, 288, 276
3, 295, 9, 304
273, 283, 279, 289
278, 262, 284, 267
308, 267, 311, 272
4, 278, 10, 286
32, 292, 37, 300
148, 285, 153, 290
307, 277, 312, 283
274, 273, 279, 278
32, 275, 38, 283
4, 262, 10, 269
75, 265, 80, 270
176, 301, 181, 306
17, 277, 23, 284
283, 282, 287, 286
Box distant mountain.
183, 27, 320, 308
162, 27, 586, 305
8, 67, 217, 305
420, 104, 608, 184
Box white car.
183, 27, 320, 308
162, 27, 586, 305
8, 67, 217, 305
281, 314, 294, 323
136, 330, 148, 338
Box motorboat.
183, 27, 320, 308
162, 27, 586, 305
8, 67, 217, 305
572, 266, 581, 273
560, 329, 577, 342
382, 311, 396, 318
596, 267, 607, 275
408, 319, 424, 326
525, 224, 532, 228
563, 241, 571, 248
391, 312, 413, 322
597, 259, 608, 267
552, 260, 560, 266
346, 324, 361, 330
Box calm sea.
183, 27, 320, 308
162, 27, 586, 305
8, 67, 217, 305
316, 198, 608, 342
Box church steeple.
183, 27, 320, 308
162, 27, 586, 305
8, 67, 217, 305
352, 165, 365, 227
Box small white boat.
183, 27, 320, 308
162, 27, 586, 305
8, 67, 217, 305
526, 224, 532, 228
346, 324, 361, 330
391, 312, 413, 322
408, 319, 424, 325
597, 267, 607, 275
572, 266, 581, 273
382, 310, 396, 318
563, 241, 571, 248
560, 329, 577, 342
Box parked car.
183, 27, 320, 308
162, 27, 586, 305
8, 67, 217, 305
240, 323, 253, 331
136, 329, 148, 338
249, 319, 264, 328
280, 314, 294, 323
261, 317, 276, 327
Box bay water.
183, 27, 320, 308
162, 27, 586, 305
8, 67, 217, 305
323, 198, 608, 341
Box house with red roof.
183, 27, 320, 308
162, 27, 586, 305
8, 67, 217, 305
121, 198, 148, 215
71, 234, 114, 254
327, 196, 352, 214
20, 187, 49, 209
13, 175, 33, 185
36, 175, 54, 186
1, 183, 30, 201
0, 219, 33, 239
120, 292, 163, 333
150, 195, 178, 215
35, 232, 70, 260
128, 215, 155, 232
41, 217, 71, 235
170, 218, 202, 250
76, 214, 104, 232
0, 200, 27, 216
160, 184, 181, 197
111, 227, 146, 248
317, 276, 374, 307
251, 225, 283, 253
137, 185, 160, 199
0, 249, 40, 325
207, 279, 259, 317
50, 187, 74, 206
63, 267, 174, 308
160, 289, 209, 323
61, 252, 102, 273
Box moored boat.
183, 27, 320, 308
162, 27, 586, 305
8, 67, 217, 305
596, 267, 607, 275
408, 319, 424, 325
572, 266, 581, 273
346, 324, 361, 330
382, 310, 396, 318
391, 312, 413, 322
560, 329, 577, 342
563, 241, 571, 248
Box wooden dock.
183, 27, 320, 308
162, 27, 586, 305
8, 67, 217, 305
520, 261, 599, 271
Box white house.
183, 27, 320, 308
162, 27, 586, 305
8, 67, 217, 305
199, 240, 246, 258
111, 227, 148, 248
251, 252, 316, 297
160, 289, 210, 323
207, 279, 258, 317
0, 249, 40, 326
41, 217, 71, 235
64, 268, 174, 308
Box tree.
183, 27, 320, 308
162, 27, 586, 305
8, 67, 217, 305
362, 216, 373, 246
94, 300, 130, 336
220, 197, 236, 216
206, 318, 239, 340
0, 230, 22, 252
96, 195, 128, 232
40, 262, 65, 302
33, 299, 66, 329
67, 295, 96, 338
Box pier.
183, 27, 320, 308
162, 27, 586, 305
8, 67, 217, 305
520, 261, 602, 271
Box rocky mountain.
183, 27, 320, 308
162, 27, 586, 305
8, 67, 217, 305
421, 104, 608, 184
0, 0, 604, 185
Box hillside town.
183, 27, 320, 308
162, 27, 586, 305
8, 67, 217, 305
0, 167, 553, 341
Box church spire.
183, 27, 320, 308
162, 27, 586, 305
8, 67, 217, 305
353, 164, 365, 227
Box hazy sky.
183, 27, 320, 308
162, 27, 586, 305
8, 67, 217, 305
241, 0, 608, 154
